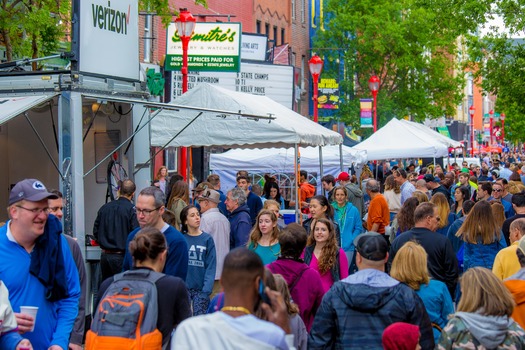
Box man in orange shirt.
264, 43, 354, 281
365, 179, 390, 239
299, 170, 315, 213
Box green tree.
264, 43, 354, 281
315, 0, 490, 135
0, 0, 71, 63
464, 1, 525, 144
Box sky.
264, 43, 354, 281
480, 15, 525, 38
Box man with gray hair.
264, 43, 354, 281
122, 186, 188, 280
198, 188, 230, 297
225, 187, 252, 249
493, 218, 525, 280
389, 202, 458, 298
365, 179, 390, 238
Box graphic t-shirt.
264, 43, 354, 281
183, 232, 217, 296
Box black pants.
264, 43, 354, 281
100, 252, 124, 283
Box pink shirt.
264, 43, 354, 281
303, 248, 349, 294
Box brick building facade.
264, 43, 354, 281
137, 0, 311, 117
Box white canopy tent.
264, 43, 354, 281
210, 145, 366, 192
399, 119, 462, 148
351, 118, 449, 161
150, 83, 343, 148
150, 83, 344, 219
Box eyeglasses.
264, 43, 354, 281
493, 189, 503, 193
135, 207, 161, 215
16, 205, 51, 215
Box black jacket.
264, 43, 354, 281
93, 197, 139, 251
389, 227, 459, 298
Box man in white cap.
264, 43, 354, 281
336, 171, 364, 219
198, 188, 230, 297
0, 179, 80, 350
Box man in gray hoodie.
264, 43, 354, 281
336, 171, 364, 219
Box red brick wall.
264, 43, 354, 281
291, 0, 310, 116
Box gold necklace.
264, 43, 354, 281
221, 306, 251, 315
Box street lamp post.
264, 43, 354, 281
175, 8, 196, 181
368, 75, 380, 132
489, 109, 494, 147
469, 105, 475, 156
500, 113, 506, 143
308, 55, 323, 123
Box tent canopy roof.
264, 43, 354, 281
150, 84, 343, 148
399, 119, 462, 148
210, 145, 366, 172
352, 118, 449, 161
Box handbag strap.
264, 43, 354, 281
289, 268, 308, 293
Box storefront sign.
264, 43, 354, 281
171, 62, 294, 108
165, 22, 241, 72
241, 33, 267, 61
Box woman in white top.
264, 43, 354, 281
383, 175, 402, 223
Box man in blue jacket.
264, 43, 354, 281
0, 179, 80, 350
123, 186, 188, 280
308, 232, 434, 349
225, 187, 252, 249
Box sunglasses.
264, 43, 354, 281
493, 189, 502, 192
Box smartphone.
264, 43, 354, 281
259, 280, 272, 306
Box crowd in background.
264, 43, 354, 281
2, 151, 525, 349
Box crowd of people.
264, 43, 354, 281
1, 152, 525, 349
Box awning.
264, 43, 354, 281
0, 94, 58, 125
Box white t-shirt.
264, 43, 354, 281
172, 311, 289, 350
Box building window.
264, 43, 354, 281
265, 23, 270, 36
273, 26, 278, 43
301, 0, 305, 23
292, 0, 296, 20
281, 28, 285, 45
256, 20, 261, 34
143, 15, 151, 62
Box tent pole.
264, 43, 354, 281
295, 144, 300, 224
339, 143, 343, 172
319, 146, 324, 196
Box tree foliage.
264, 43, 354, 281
464, 0, 525, 143
140, 0, 207, 27
315, 0, 491, 133
0, 0, 71, 63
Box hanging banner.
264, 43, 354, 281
317, 78, 339, 109
360, 98, 373, 128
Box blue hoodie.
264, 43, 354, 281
229, 204, 252, 249
332, 202, 363, 252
